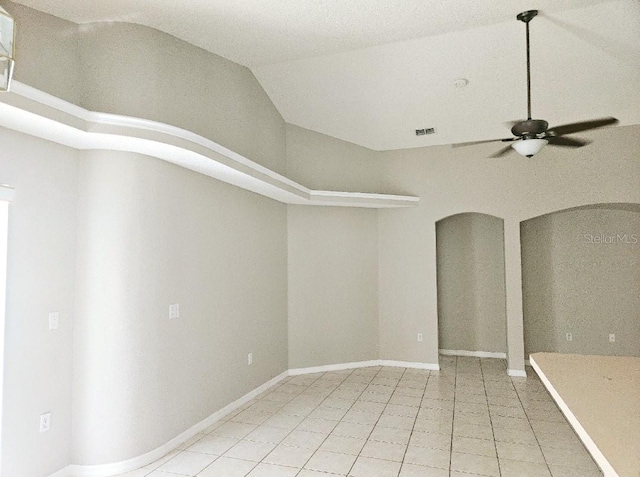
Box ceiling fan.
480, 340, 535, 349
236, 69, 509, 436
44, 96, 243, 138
465, 9, 618, 158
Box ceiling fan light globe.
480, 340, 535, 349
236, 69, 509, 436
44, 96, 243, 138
511, 138, 548, 157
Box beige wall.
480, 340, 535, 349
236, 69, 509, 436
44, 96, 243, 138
4, 1, 286, 176
4, 1, 80, 104
436, 213, 506, 354
522, 206, 640, 357
285, 124, 381, 193
287, 206, 379, 368
0, 128, 79, 477
72, 151, 288, 464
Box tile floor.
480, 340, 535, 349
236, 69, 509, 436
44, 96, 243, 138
118, 356, 603, 477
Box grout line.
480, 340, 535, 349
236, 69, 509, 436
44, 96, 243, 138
510, 373, 555, 477
480, 357, 502, 477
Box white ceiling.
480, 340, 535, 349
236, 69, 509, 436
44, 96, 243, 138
13, 0, 640, 150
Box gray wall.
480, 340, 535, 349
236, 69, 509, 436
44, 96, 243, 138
522, 206, 640, 357
0, 128, 78, 477
73, 151, 288, 464
5, 0, 286, 176
287, 206, 379, 368
436, 213, 507, 354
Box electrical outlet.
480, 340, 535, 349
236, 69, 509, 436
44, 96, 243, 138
248, 353, 253, 366
48, 312, 59, 330
169, 303, 179, 319
417, 333, 423, 342
609, 334, 615, 343
566, 333, 572, 342
39, 412, 51, 433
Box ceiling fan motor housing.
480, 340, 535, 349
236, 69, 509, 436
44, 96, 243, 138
511, 119, 549, 137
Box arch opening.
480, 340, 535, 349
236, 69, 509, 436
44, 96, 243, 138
436, 213, 508, 362
521, 203, 640, 358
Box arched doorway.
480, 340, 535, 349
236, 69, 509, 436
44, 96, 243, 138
436, 213, 507, 360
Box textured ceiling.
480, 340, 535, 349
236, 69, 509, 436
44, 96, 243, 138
12, 0, 640, 150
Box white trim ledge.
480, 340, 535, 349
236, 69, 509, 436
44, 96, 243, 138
0, 82, 419, 209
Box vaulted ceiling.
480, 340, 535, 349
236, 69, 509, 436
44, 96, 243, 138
13, 0, 640, 150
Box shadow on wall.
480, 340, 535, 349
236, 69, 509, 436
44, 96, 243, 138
436, 213, 507, 355
521, 203, 640, 358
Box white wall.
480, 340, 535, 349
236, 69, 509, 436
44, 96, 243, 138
0, 128, 79, 477
72, 151, 288, 464
1, 1, 291, 474
287, 206, 379, 369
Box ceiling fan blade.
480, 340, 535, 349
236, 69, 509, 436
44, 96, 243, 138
546, 136, 590, 148
547, 117, 618, 136
452, 138, 510, 148
489, 144, 515, 158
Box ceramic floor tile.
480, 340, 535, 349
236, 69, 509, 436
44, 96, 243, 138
370, 425, 412, 445
491, 426, 538, 446
187, 435, 239, 455
223, 440, 276, 462
243, 425, 291, 444
342, 410, 381, 425
304, 450, 357, 474
349, 456, 402, 477
197, 456, 257, 477
541, 445, 600, 470
246, 462, 300, 476
262, 413, 306, 429
212, 421, 258, 439
450, 451, 500, 477
452, 435, 496, 457
403, 446, 449, 469
360, 439, 407, 462
453, 422, 494, 440
498, 458, 552, 477
495, 440, 545, 463
297, 417, 339, 433
376, 414, 415, 430
408, 430, 451, 451
319, 434, 366, 455
262, 443, 315, 467
399, 463, 449, 476
156, 451, 217, 475
139, 362, 605, 477
280, 429, 327, 450
548, 463, 604, 477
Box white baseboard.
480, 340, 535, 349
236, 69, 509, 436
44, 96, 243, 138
49, 359, 442, 477
379, 360, 440, 371
53, 371, 289, 477
439, 349, 507, 359
288, 360, 380, 375
289, 359, 440, 376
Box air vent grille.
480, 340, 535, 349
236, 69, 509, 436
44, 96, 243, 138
415, 128, 436, 136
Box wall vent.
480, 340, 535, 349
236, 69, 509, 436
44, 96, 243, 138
415, 127, 436, 136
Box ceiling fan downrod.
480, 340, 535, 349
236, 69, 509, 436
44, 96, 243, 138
517, 10, 538, 121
